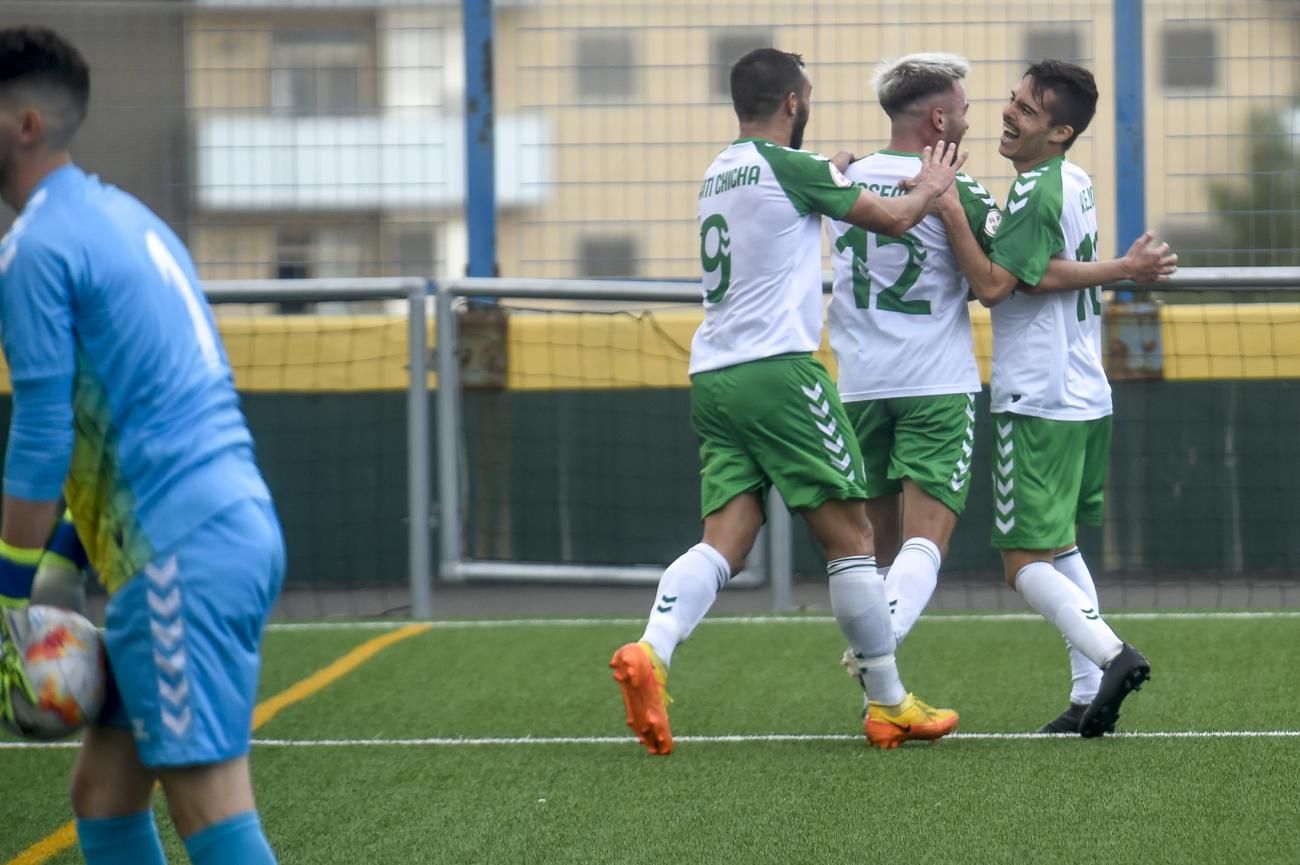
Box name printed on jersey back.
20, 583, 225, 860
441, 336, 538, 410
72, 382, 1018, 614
699, 165, 761, 199
855, 181, 906, 199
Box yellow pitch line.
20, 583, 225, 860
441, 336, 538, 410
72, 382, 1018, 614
5, 622, 431, 865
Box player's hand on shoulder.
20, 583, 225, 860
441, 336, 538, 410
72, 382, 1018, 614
928, 180, 962, 218
909, 141, 969, 198
830, 151, 856, 174
1123, 231, 1179, 284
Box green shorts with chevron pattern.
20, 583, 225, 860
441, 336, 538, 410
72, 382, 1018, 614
989, 412, 1113, 550
844, 392, 977, 515
691, 353, 868, 519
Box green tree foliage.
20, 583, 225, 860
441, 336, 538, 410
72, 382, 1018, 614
1192, 105, 1300, 266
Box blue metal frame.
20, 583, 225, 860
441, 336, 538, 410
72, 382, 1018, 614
463, 0, 497, 278
1113, 0, 1146, 259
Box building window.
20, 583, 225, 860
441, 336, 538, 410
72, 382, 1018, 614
579, 236, 639, 279
271, 29, 370, 116
275, 225, 368, 312
314, 226, 366, 279
711, 29, 773, 98
1162, 25, 1218, 89
275, 228, 312, 281
275, 228, 313, 313
1023, 27, 1085, 64
575, 31, 636, 100
387, 225, 437, 277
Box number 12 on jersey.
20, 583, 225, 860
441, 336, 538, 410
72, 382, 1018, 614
834, 227, 931, 315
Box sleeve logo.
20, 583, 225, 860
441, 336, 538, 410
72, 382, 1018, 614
983, 209, 1002, 237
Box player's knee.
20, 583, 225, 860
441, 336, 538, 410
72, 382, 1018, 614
823, 516, 872, 560
70, 729, 156, 818
698, 532, 752, 575
68, 762, 95, 816
158, 759, 257, 839
1000, 556, 1025, 588
720, 549, 748, 576
69, 758, 149, 819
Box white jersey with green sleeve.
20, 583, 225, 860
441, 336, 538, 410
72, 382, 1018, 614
987, 155, 1112, 421
826, 151, 1000, 400
690, 137, 859, 376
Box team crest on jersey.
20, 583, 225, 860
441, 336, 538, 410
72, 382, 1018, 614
828, 164, 852, 188
983, 209, 1002, 238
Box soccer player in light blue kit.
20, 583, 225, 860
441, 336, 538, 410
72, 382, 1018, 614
0, 28, 282, 865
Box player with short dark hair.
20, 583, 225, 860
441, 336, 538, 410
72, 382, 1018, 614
0, 26, 282, 864
828, 54, 1174, 723
611, 47, 965, 754
935, 60, 1169, 736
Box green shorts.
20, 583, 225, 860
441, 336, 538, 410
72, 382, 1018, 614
844, 392, 976, 515
691, 353, 868, 519
990, 412, 1113, 550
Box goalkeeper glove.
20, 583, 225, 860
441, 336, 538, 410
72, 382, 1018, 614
0, 607, 38, 732
31, 511, 89, 614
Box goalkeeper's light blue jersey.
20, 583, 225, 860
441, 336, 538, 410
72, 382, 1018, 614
0, 164, 269, 594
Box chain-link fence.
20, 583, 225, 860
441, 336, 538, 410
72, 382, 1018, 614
4, 1, 1295, 279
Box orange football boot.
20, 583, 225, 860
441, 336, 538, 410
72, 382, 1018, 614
864, 693, 959, 749
610, 641, 674, 755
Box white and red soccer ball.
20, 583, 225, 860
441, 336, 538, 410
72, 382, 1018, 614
3, 604, 106, 740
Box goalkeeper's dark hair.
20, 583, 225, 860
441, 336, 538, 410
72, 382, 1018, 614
730, 48, 805, 123
1024, 59, 1097, 150
0, 27, 90, 149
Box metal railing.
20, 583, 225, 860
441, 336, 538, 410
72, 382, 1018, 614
203, 267, 1299, 619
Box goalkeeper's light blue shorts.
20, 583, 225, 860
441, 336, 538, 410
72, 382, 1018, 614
98, 497, 285, 768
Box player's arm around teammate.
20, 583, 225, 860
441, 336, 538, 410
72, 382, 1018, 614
934, 184, 1176, 307
825, 55, 995, 676
611, 48, 961, 756
953, 61, 1151, 737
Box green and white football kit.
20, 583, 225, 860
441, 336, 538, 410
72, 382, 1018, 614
984, 154, 1146, 727
692, 138, 867, 518
618, 132, 963, 754
987, 154, 1111, 550
826, 151, 1000, 515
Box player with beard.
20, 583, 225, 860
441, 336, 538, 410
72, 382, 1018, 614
611, 47, 965, 754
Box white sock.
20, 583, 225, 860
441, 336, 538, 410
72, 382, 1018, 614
1015, 561, 1123, 669
890, 537, 941, 646
879, 566, 896, 620
640, 543, 730, 667
829, 555, 906, 706
1054, 547, 1103, 703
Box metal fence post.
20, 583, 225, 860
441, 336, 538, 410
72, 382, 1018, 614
464, 0, 497, 279
767, 489, 793, 612
1114, 0, 1147, 273
436, 285, 465, 582
408, 283, 432, 617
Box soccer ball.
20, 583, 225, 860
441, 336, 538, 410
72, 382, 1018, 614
3, 605, 107, 740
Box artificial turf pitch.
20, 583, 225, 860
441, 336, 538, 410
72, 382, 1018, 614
5, 613, 1298, 864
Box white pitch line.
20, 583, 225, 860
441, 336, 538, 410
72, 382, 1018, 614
253, 731, 1300, 745
6, 730, 1300, 750
266, 610, 1300, 632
